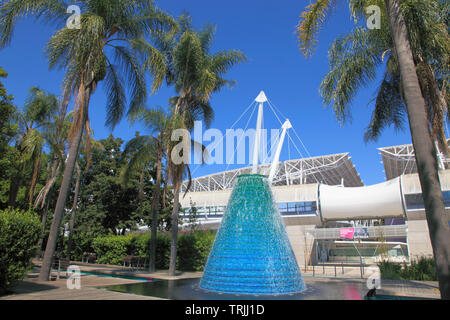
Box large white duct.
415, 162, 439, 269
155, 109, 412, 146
319, 177, 406, 221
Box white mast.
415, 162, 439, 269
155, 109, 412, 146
435, 141, 445, 170
252, 91, 267, 174
268, 119, 292, 183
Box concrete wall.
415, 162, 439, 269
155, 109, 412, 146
180, 183, 319, 209
285, 225, 317, 267
407, 220, 434, 259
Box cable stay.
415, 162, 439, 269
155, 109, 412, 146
189, 90, 326, 186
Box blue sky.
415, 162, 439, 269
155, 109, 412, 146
0, 0, 415, 185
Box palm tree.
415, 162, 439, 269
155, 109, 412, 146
297, 0, 450, 299
0, 0, 175, 281
318, 2, 449, 150
34, 108, 73, 257
124, 106, 171, 272
66, 133, 102, 261
34, 109, 73, 210
9, 87, 59, 208
384, 0, 450, 299
137, 14, 247, 275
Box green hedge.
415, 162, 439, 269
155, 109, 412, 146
91, 230, 215, 271
63, 232, 97, 262
378, 257, 437, 281
92, 234, 133, 265
0, 208, 41, 295
177, 231, 216, 271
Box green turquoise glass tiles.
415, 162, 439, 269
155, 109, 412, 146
199, 174, 306, 295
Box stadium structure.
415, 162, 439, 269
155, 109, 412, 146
178, 92, 450, 267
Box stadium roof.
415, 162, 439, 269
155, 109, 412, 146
182, 153, 363, 192
379, 141, 450, 181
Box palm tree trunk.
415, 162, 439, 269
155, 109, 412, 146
28, 153, 41, 209
36, 197, 50, 258
385, 0, 450, 299
138, 168, 145, 201
162, 175, 168, 209
8, 161, 26, 207
67, 162, 81, 261
38, 84, 92, 281
149, 150, 162, 273
34, 161, 60, 209
168, 177, 181, 276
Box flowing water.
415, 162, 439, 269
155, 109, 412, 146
199, 174, 306, 295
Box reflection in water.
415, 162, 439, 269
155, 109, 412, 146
102, 278, 369, 300
344, 285, 363, 300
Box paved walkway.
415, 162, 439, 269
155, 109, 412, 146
1, 273, 161, 300
1, 260, 202, 300
374, 279, 440, 299
0, 261, 440, 300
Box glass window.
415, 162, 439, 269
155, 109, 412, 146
406, 191, 450, 210
277, 201, 317, 216
405, 193, 425, 210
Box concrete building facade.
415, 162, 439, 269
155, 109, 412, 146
179, 142, 450, 266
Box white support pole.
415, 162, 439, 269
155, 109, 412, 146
434, 140, 445, 170
252, 91, 267, 174
268, 119, 292, 183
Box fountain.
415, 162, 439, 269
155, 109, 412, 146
199, 91, 306, 295
102, 91, 372, 300
199, 173, 306, 295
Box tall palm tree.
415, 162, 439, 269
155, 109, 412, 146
34, 110, 73, 209
66, 133, 102, 261
384, 0, 450, 299
317, 2, 449, 150
137, 14, 247, 275
9, 87, 59, 208
0, 0, 175, 281
121, 132, 162, 270
124, 106, 171, 273
34, 109, 73, 257
297, 0, 450, 299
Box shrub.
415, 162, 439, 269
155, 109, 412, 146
378, 260, 403, 280
403, 257, 437, 281
59, 232, 97, 262
0, 208, 41, 295
92, 234, 133, 265
178, 231, 215, 271
378, 257, 437, 281
132, 232, 171, 269
91, 230, 215, 271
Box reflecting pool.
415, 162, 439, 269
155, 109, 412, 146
102, 277, 369, 300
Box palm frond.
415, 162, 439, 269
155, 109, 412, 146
198, 23, 216, 53
104, 62, 126, 128
320, 27, 384, 124
0, 0, 68, 49
364, 72, 406, 142
22, 127, 44, 161
120, 134, 155, 187
131, 38, 168, 94
296, 0, 337, 58
111, 45, 147, 120
210, 50, 247, 75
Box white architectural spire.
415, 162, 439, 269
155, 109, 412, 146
268, 119, 292, 183
252, 91, 267, 174
255, 90, 268, 103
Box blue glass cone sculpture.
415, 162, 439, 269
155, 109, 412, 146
199, 174, 306, 295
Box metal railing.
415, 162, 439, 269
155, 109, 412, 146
307, 225, 408, 240
300, 259, 372, 279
